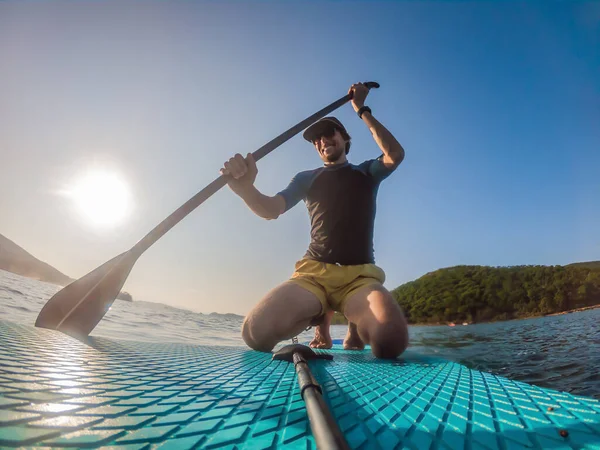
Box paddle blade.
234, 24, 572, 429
35, 251, 137, 337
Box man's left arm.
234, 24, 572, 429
350, 83, 405, 170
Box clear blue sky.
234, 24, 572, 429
1, 1, 598, 314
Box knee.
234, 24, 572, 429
241, 316, 275, 353
369, 317, 409, 359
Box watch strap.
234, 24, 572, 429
357, 105, 372, 119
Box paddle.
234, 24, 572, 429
273, 344, 350, 450
35, 81, 381, 337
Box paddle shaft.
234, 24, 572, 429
293, 352, 350, 450
131, 82, 379, 257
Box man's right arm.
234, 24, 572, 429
237, 187, 286, 220
220, 152, 288, 220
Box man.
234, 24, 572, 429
220, 83, 408, 359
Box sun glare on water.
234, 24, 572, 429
68, 169, 132, 227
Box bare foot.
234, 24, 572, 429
309, 325, 333, 349
343, 322, 365, 350
309, 310, 333, 349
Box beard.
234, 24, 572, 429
323, 146, 344, 163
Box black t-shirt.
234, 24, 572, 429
277, 158, 395, 265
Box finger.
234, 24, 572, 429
224, 160, 245, 179
220, 168, 230, 176
234, 154, 249, 177
233, 153, 247, 169
227, 156, 244, 170
349, 83, 364, 97
246, 153, 257, 172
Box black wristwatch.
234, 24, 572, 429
357, 105, 372, 119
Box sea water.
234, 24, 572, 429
1, 269, 598, 399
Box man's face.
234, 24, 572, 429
312, 127, 347, 163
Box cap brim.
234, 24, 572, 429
302, 118, 341, 142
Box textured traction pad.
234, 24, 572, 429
0, 321, 599, 449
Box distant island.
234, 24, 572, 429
0, 233, 133, 301
117, 291, 133, 302
0, 233, 74, 285
330, 261, 600, 326
392, 262, 600, 325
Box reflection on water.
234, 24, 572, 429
1, 270, 599, 399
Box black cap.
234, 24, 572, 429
302, 116, 348, 142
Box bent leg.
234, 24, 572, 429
242, 281, 323, 353
343, 284, 409, 359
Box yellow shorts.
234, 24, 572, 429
288, 257, 386, 316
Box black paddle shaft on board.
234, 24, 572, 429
35, 82, 380, 337
273, 344, 350, 450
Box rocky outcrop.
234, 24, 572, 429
0, 233, 73, 286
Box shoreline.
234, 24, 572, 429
543, 304, 600, 317
332, 304, 600, 328
412, 304, 600, 327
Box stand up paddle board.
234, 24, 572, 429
0, 320, 598, 449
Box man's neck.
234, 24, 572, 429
323, 155, 348, 166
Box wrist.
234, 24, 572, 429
352, 102, 364, 113
357, 105, 372, 120
237, 183, 258, 199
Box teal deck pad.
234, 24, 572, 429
0, 320, 598, 449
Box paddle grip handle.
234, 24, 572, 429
251, 81, 380, 163
348, 81, 380, 99
363, 81, 381, 89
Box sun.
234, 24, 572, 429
68, 169, 132, 227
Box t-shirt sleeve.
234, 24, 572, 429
276, 171, 312, 213
365, 156, 397, 182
